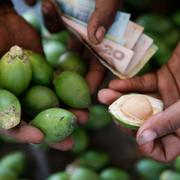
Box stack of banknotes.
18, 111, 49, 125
51, 0, 158, 79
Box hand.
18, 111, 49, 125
0, 2, 72, 151
40, 0, 120, 44
0, 1, 106, 150
98, 42, 180, 162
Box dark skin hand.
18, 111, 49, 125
0, 3, 75, 150
98, 42, 180, 162
0, 0, 111, 150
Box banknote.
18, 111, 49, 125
88, 44, 158, 79
61, 15, 156, 78
124, 34, 153, 75
123, 21, 144, 49
129, 44, 158, 77
106, 12, 130, 44
61, 15, 134, 74
54, 0, 95, 22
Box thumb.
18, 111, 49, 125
87, 0, 120, 44
136, 100, 180, 145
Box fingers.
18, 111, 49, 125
49, 136, 74, 151
138, 132, 180, 162
167, 42, 180, 92
157, 65, 180, 108
136, 100, 180, 146
87, 0, 120, 44
0, 122, 73, 151
109, 73, 157, 93
0, 122, 44, 144
41, 0, 65, 33
70, 109, 89, 125
160, 132, 180, 162
98, 88, 122, 105
24, 0, 37, 6
85, 57, 106, 94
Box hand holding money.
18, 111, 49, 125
52, 0, 159, 79
41, 0, 119, 43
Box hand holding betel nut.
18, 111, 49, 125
99, 42, 180, 162
0, 0, 119, 150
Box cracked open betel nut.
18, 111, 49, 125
109, 94, 163, 130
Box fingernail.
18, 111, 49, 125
96, 26, 106, 42
137, 129, 157, 145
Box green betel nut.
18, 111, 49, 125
25, 50, 53, 86
58, 51, 87, 75
109, 94, 163, 130
86, 105, 112, 129
76, 150, 110, 170
136, 159, 168, 180
100, 168, 130, 180
0, 167, 18, 180
31, 108, 76, 142
0, 151, 26, 175
160, 170, 180, 180
47, 172, 69, 180
69, 167, 99, 180
0, 46, 32, 96
22, 86, 59, 117
43, 41, 66, 68
72, 128, 89, 154
0, 89, 21, 130
54, 71, 91, 109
